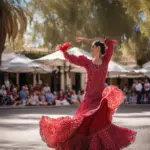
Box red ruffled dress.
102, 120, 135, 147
39, 39, 136, 150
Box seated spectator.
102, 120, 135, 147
28, 92, 40, 106
6, 88, 13, 105
77, 90, 84, 103
0, 85, 11, 105
39, 92, 48, 106
25, 85, 28, 91
45, 90, 54, 105
66, 91, 72, 104
12, 88, 21, 105
10, 84, 16, 93
0, 85, 7, 96
55, 90, 70, 106
34, 84, 42, 94
66, 86, 73, 95
43, 83, 51, 93
52, 91, 58, 102
71, 90, 79, 104
19, 86, 27, 105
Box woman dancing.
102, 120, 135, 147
40, 37, 136, 150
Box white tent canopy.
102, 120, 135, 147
35, 50, 66, 66
1, 49, 18, 62
70, 52, 134, 77
35, 47, 136, 77
0, 54, 53, 73
34, 47, 91, 67
108, 61, 133, 73
143, 61, 150, 68
135, 60, 150, 77
135, 67, 150, 77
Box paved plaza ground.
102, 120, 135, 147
0, 104, 150, 150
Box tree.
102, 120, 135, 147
28, 0, 135, 43
5, 35, 26, 51
0, 0, 29, 64
119, 0, 150, 66
28, 0, 150, 66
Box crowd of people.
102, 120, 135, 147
0, 83, 84, 106
0, 78, 150, 106
123, 79, 150, 104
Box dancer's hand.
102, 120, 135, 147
112, 40, 117, 45
76, 37, 84, 43
104, 39, 117, 45
58, 42, 71, 52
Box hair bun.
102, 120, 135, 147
94, 41, 106, 55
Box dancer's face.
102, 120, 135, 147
91, 43, 101, 58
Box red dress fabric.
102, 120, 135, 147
39, 39, 137, 150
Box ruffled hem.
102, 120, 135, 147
39, 115, 84, 147
39, 86, 136, 149
56, 123, 137, 150
40, 120, 136, 150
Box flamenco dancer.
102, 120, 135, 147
40, 37, 137, 150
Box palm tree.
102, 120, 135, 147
0, 0, 28, 64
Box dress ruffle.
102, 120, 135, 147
56, 124, 136, 150
39, 115, 84, 148
39, 86, 136, 150
103, 85, 123, 110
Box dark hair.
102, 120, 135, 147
94, 41, 105, 55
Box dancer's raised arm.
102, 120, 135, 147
59, 42, 90, 68
76, 37, 117, 64
103, 39, 117, 64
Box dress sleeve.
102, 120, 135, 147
62, 51, 90, 68
102, 39, 117, 64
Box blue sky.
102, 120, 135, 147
24, 10, 45, 47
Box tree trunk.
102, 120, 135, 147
0, 20, 6, 66
0, 38, 5, 66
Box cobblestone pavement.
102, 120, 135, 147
0, 104, 150, 150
